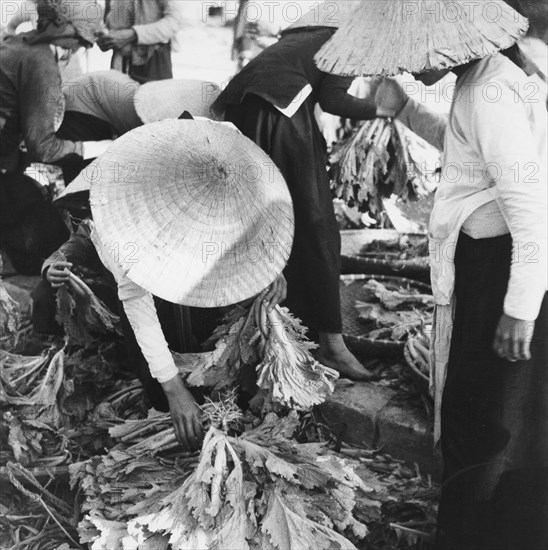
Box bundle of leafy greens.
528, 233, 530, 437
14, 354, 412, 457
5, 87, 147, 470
329, 119, 436, 214
176, 297, 338, 411
256, 307, 338, 410
0, 343, 143, 468
71, 402, 379, 550
56, 272, 121, 346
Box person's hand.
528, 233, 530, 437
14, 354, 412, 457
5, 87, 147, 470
46, 261, 73, 288
161, 375, 203, 450
493, 313, 535, 362
96, 29, 136, 51
263, 273, 287, 312
375, 78, 409, 118
96, 33, 112, 51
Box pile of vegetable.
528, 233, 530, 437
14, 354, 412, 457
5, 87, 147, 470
359, 234, 429, 261
0, 343, 144, 469
329, 118, 438, 214
0, 342, 145, 550
1, 279, 440, 549
72, 407, 369, 549
0, 279, 20, 349
353, 278, 433, 342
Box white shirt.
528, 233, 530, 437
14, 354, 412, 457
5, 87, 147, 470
90, 228, 179, 384
398, 53, 547, 322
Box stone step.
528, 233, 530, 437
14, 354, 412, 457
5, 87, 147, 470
318, 381, 441, 478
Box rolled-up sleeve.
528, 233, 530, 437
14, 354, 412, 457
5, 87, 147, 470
397, 98, 447, 151
91, 229, 179, 383
133, 1, 184, 46
20, 47, 83, 163
471, 85, 547, 321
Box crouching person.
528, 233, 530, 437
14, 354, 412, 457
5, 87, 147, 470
67, 118, 294, 449
32, 217, 119, 336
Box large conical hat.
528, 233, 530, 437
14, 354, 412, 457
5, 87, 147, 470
134, 79, 222, 123
76, 119, 294, 307
315, 0, 528, 76
284, 1, 362, 32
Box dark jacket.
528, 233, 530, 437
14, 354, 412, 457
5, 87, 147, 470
213, 27, 376, 120
0, 35, 82, 172
41, 221, 112, 287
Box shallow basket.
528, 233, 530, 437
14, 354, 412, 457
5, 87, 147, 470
340, 274, 432, 358
341, 254, 430, 283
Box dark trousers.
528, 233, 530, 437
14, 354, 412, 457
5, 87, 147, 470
436, 232, 548, 550
224, 95, 342, 334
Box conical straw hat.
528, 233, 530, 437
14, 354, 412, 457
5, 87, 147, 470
79, 119, 294, 307
55, 173, 91, 200
315, 0, 528, 76
134, 79, 222, 123
285, 1, 362, 32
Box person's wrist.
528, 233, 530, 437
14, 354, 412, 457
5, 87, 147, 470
161, 374, 188, 395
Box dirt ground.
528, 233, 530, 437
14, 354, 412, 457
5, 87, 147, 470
84, 12, 237, 86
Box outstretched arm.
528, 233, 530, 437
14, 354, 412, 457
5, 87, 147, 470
91, 229, 203, 449
318, 74, 377, 120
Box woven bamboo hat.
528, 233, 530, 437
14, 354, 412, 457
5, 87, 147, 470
134, 79, 222, 123
78, 119, 294, 307
285, 1, 362, 32
315, 0, 528, 76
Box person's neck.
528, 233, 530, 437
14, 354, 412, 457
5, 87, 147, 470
452, 58, 480, 80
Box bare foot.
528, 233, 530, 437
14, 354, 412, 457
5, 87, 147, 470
317, 332, 376, 381
317, 349, 376, 381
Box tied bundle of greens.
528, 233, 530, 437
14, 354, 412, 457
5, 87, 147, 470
73, 405, 377, 550
56, 271, 121, 346
176, 297, 338, 411
256, 306, 339, 410
329, 118, 436, 214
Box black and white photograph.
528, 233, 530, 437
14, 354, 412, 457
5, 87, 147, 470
0, 1, 546, 549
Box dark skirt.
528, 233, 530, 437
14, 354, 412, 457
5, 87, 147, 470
436, 232, 548, 550
224, 94, 342, 334
117, 44, 173, 84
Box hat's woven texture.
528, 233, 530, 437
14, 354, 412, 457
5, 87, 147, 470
134, 79, 222, 123
315, 0, 528, 76
86, 119, 294, 306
